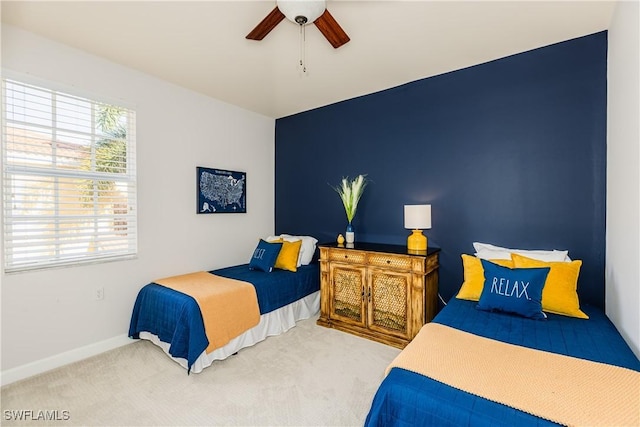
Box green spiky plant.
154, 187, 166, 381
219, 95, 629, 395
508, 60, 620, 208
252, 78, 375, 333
331, 174, 369, 223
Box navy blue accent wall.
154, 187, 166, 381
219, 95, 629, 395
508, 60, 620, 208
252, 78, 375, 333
275, 32, 607, 308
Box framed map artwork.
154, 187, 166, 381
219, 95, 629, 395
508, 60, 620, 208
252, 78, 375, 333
196, 167, 246, 214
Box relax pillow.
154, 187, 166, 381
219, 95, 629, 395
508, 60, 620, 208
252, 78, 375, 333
473, 242, 570, 262
273, 239, 302, 272
457, 255, 514, 301
249, 239, 282, 273
511, 254, 588, 319
477, 259, 550, 320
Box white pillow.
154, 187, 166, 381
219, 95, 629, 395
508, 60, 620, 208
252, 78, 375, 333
280, 234, 318, 265
473, 242, 570, 262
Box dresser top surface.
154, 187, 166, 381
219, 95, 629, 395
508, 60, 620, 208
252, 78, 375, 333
318, 242, 440, 257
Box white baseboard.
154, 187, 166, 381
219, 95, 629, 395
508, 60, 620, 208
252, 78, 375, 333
1, 334, 134, 386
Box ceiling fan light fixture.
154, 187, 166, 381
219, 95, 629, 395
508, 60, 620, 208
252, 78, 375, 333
277, 0, 326, 26
246, 0, 349, 49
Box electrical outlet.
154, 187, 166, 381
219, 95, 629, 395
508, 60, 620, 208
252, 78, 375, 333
96, 287, 104, 301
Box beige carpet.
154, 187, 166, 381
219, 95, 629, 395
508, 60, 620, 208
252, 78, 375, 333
1, 315, 400, 426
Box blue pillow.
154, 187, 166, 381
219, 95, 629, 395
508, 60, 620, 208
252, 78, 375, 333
249, 239, 282, 272
477, 259, 550, 320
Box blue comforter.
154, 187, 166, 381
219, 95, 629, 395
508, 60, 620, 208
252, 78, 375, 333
365, 298, 640, 427
128, 263, 319, 372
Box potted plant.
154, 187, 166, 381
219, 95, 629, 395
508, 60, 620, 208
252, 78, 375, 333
331, 174, 368, 244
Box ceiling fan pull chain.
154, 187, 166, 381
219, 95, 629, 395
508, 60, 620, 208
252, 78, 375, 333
299, 24, 303, 68
302, 24, 307, 74
299, 23, 307, 75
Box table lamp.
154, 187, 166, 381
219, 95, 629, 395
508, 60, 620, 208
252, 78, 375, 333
404, 204, 431, 251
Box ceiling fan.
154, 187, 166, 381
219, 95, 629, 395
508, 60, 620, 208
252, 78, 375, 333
246, 0, 350, 49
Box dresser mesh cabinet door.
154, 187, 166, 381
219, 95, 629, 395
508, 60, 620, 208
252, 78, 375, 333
367, 269, 411, 339
329, 264, 367, 327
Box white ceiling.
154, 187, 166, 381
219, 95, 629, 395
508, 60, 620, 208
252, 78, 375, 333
1, 1, 616, 118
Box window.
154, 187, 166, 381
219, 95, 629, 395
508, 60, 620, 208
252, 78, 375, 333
2, 77, 137, 272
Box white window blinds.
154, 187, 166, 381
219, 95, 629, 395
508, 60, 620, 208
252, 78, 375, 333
2, 78, 137, 272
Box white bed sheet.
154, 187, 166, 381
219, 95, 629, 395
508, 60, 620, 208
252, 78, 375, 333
138, 290, 320, 373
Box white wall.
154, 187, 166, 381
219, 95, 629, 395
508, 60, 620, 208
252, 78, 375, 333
606, 1, 640, 358
0, 25, 275, 381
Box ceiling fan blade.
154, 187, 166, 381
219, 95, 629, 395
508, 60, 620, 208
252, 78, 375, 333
246, 7, 286, 40
314, 9, 350, 49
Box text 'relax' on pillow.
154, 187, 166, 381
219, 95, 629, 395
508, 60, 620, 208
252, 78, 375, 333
477, 259, 550, 320
272, 239, 302, 272
457, 255, 514, 301
511, 254, 588, 319
249, 239, 282, 273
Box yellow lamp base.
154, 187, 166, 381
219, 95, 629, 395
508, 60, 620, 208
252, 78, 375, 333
407, 230, 427, 251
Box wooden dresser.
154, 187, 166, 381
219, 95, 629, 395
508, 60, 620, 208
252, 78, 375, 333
316, 243, 440, 348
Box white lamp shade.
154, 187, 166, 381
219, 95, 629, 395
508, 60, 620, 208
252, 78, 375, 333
277, 0, 326, 24
404, 205, 432, 230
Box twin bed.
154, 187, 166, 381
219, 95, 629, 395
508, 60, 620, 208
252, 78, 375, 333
129, 235, 319, 373
365, 243, 640, 426
365, 297, 640, 426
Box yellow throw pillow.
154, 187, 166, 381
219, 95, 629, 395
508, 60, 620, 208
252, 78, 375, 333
456, 254, 514, 301
511, 253, 588, 319
273, 239, 302, 272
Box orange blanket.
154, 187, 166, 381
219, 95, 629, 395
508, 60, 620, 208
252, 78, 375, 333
387, 323, 640, 427
155, 271, 260, 353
